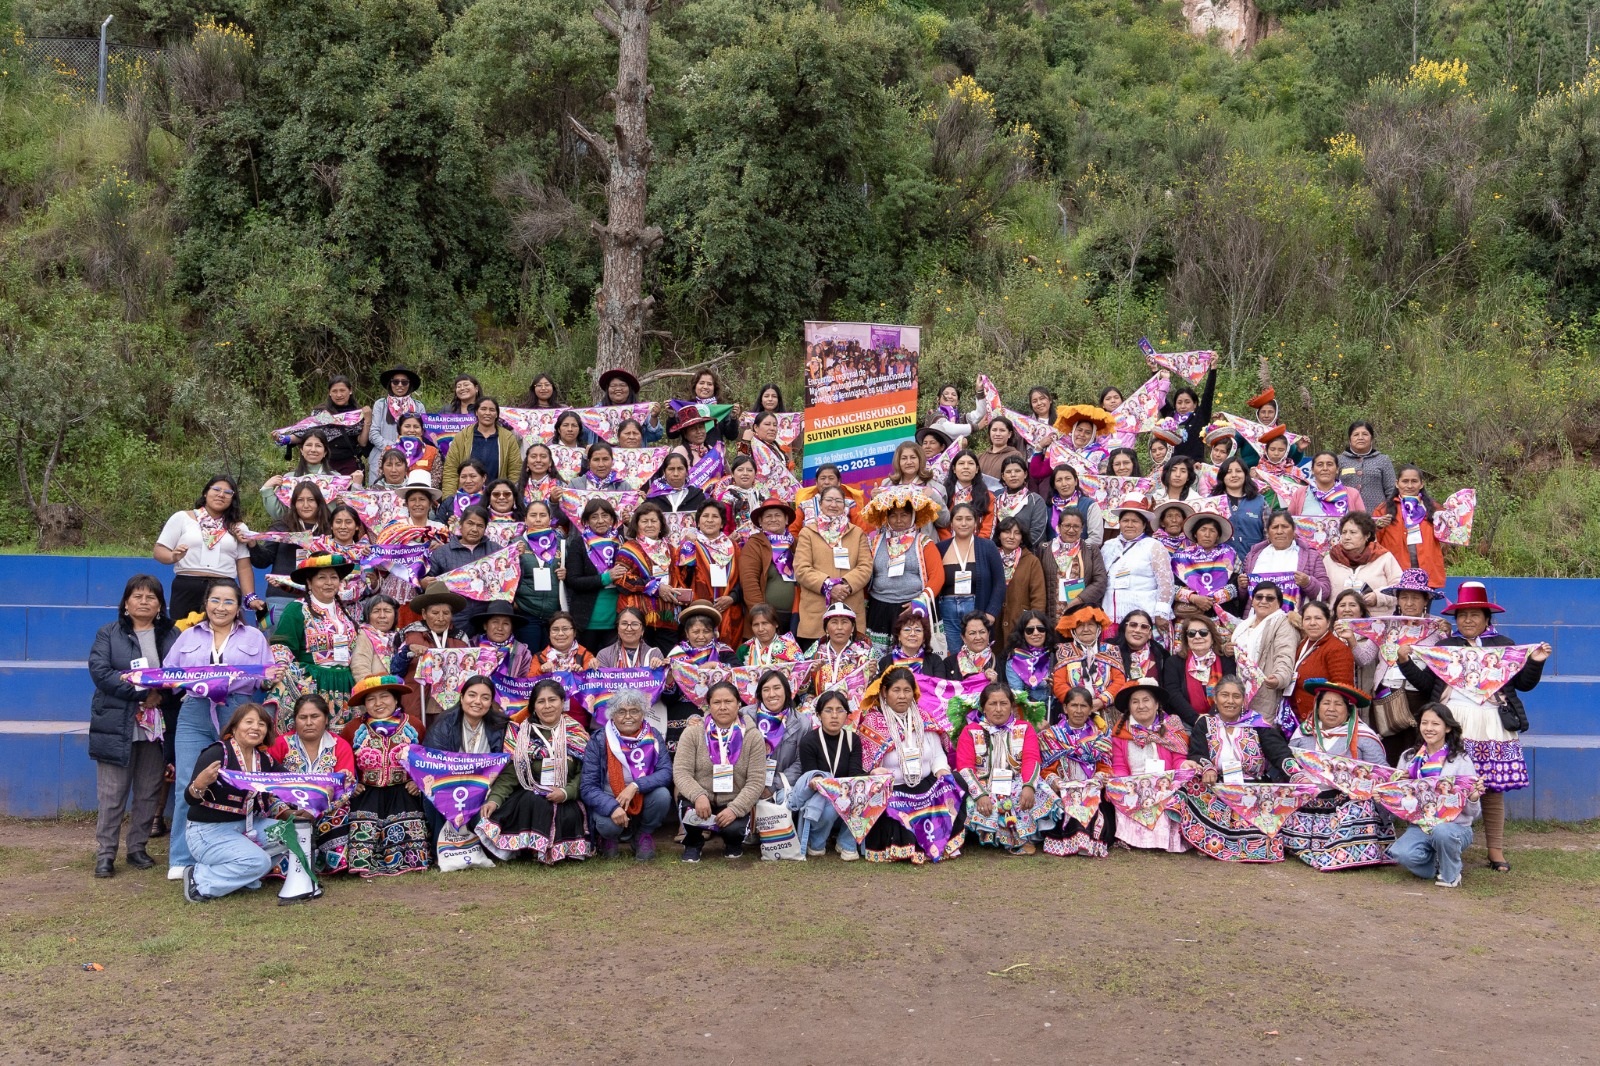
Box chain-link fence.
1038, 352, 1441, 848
15, 36, 160, 107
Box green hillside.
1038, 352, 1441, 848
2, 0, 1598, 572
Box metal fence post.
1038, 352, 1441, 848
97, 15, 112, 105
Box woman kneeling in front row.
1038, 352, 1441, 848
672, 680, 768, 862
1387, 703, 1481, 889
180, 703, 287, 903
580, 689, 673, 860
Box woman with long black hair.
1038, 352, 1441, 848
154, 476, 263, 622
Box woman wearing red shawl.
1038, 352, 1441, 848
613, 501, 689, 652
954, 684, 1046, 854
679, 500, 743, 646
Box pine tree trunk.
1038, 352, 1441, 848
572, 0, 664, 396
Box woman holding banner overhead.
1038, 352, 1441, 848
479, 677, 593, 864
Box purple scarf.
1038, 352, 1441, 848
938, 404, 960, 423
1009, 647, 1052, 688
448, 492, 482, 519
766, 532, 796, 581
1399, 496, 1428, 530
607, 721, 658, 781
582, 528, 618, 571
525, 529, 562, 564
705, 719, 744, 766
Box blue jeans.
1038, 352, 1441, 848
186, 817, 284, 898
937, 594, 977, 652
1388, 822, 1474, 884
592, 787, 672, 840
170, 692, 255, 869
787, 771, 858, 855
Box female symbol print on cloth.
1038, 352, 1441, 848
886, 775, 965, 862
1407, 644, 1534, 706
217, 770, 353, 819
1372, 776, 1477, 833
1104, 768, 1197, 829
400, 747, 511, 828
1207, 782, 1322, 836
1293, 750, 1399, 802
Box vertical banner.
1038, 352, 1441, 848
801, 321, 920, 488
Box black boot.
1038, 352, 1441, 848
94, 858, 114, 879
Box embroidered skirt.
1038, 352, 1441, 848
346, 783, 430, 877
861, 775, 966, 865
1175, 782, 1284, 863
1462, 738, 1528, 792
477, 788, 592, 865
1041, 800, 1116, 859
965, 787, 1053, 852
1281, 793, 1395, 872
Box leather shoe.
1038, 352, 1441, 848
94, 858, 114, 879
126, 850, 156, 870
148, 816, 169, 838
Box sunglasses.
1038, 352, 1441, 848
1023, 625, 1046, 634
1185, 630, 1210, 639
1125, 622, 1151, 630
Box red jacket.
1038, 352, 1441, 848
1291, 630, 1355, 724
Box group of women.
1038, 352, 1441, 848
85, 364, 1539, 898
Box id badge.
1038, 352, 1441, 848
901, 750, 921, 780
765, 756, 777, 787
712, 762, 735, 793
1406, 527, 1423, 546
887, 559, 906, 578
539, 763, 555, 789
833, 548, 851, 570
991, 767, 1016, 795
710, 563, 728, 588
1058, 580, 1072, 602
332, 644, 350, 664
953, 569, 972, 596
533, 568, 553, 591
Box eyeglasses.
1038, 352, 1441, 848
1125, 622, 1151, 630
205, 598, 237, 606
208, 487, 236, 497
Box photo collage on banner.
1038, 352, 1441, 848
801, 321, 921, 488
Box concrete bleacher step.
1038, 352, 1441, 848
2, 556, 1599, 819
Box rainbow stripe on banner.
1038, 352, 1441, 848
400, 747, 509, 828
801, 321, 920, 488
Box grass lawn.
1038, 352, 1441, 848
2, 815, 1597, 1064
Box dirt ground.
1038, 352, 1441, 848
3, 816, 1599, 1066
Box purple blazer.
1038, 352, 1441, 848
162, 621, 275, 694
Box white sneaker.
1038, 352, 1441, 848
807, 847, 826, 857
167, 866, 185, 881
1435, 875, 1461, 888
840, 850, 860, 862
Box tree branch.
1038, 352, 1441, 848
634, 349, 743, 389
13, 427, 36, 513
567, 115, 614, 179
39, 422, 65, 508
592, 6, 622, 38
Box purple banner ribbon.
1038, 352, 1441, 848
400, 746, 510, 828
217, 770, 351, 818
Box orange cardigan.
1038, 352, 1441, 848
1371, 502, 1446, 589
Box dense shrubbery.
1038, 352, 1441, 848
1, 0, 1599, 573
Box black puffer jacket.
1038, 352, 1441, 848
88, 617, 180, 766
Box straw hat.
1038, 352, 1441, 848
1053, 404, 1116, 435
861, 484, 938, 527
